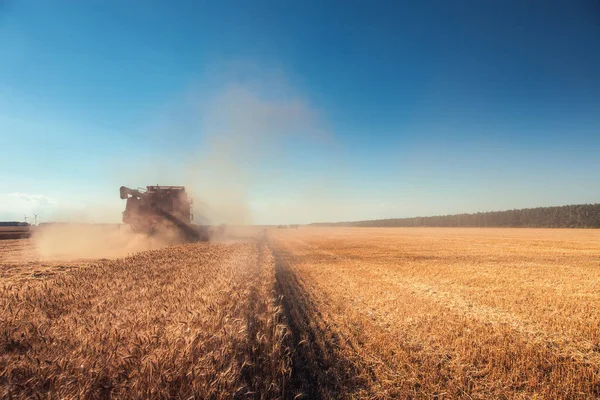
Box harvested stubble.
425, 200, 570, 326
0, 241, 290, 399
271, 227, 600, 399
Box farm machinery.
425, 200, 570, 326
120, 185, 209, 241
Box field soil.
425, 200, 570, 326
1, 227, 600, 398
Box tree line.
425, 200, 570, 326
313, 203, 600, 228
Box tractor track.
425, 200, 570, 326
269, 240, 366, 399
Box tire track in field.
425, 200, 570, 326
269, 241, 370, 399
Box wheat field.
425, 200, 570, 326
1, 227, 600, 398
1, 238, 290, 398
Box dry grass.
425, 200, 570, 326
2, 227, 600, 398
271, 227, 600, 399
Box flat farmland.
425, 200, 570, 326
1, 227, 600, 398
1, 236, 289, 399
271, 227, 600, 399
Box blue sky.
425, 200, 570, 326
1, 0, 599, 224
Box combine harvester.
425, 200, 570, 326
120, 185, 210, 241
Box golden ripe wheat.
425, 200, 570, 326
1, 227, 600, 398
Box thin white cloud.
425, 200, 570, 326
7, 192, 57, 205
0, 192, 57, 221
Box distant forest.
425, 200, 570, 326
313, 203, 600, 228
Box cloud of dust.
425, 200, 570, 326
119, 72, 339, 226
184, 83, 328, 225
32, 224, 179, 261
24, 71, 340, 260
42, 68, 347, 239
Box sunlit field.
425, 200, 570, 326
271, 227, 600, 398
2, 227, 600, 398
0, 237, 289, 398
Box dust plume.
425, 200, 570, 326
46, 70, 342, 258
186, 83, 318, 224
32, 224, 177, 260
121, 74, 338, 226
